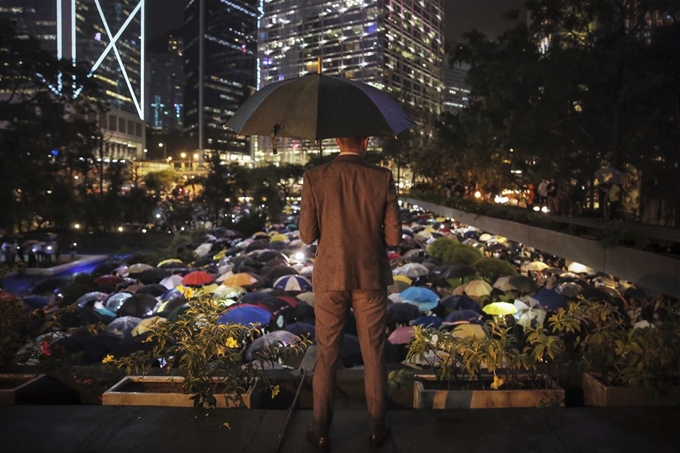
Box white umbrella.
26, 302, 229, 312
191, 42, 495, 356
394, 263, 429, 278
160, 274, 184, 290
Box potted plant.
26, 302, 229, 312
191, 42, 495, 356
574, 301, 680, 406
104, 292, 309, 408
406, 318, 565, 409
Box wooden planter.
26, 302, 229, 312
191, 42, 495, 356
413, 375, 564, 409
102, 376, 261, 408
0, 374, 47, 405
582, 372, 674, 407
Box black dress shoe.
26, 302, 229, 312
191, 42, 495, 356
368, 423, 391, 449
307, 425, 331, 452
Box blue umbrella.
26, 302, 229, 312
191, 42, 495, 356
534, 288, 565, 311
273, 275, 312, 292
105, 316, 142, 339
284, 322, 315, 340
444, 309, 482, 323
412, 315, 443, 329
22, 296, 49, 310
104, 292, 134, 312
440, 295, 483, 314
399, 286, 440, 312
218, 305, 272, 327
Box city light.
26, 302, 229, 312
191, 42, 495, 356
74, 223, 81, 229
118, 226, 124, 232
474, 191, 482, 199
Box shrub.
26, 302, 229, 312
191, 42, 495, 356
473, 257, 517, 281
446, 245, 482, 266
426, 237, 459, 261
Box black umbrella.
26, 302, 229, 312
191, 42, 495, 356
265, 265, 299, 281
92, 261, 123, 277
440, 295, 483, 314
387, 303, 422, 325
118, 294, 159, 318
137, 268, 169, 285
225, 73, 415, 142
445, 264, 477, 279
135, 284, 168, 297
508, 276, 539, 293
257, 251, 288, 263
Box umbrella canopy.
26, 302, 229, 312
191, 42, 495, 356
508, 276, 539, 293
388, 326, 415, 345
464, 280, 493, 298
387, 280, 411, 294
557, 282, 582, 298
157, 259, 186, 269
182, 270, 215, 286
387, 302, 422, 325
493, 276, 516, 292
451, 323, 487, 339
222, 273, 260, 287
440, 295, 483, 314
399, 286, 440, 312
567, 262, 595, 275
127, 263, 154, 274
118, 293, 159, 318
394, 263, 430, 279
534, 288, 565, 311
138, 268, 170, 285
75, 292, 109, 308
444, 309, 482, 324
104, 292, 133, 312
218, 305, 272, 327
159, 275, 184, 290
93, 275, 123, 287
245, 330, 301, 361
525, 261, 549, 272
225, 73, 415, 140
482, 302, 518, 316
273, 275, 312, 292
105, 316, 142, 339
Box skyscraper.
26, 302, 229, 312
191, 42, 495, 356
0, 0, 146, 160
442, 63, 470, 114
183, 0, 258, 164
147, 35, 184, 131
258, 0, 445, 161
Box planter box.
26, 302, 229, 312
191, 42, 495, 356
102, 376, 261, 408
582, 372, 674, 407
413, 375, 564, 409
0, 374, 47, 405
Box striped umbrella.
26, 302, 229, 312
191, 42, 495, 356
273, 275, 312, 292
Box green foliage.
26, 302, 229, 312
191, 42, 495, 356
111, 293, 310, 408
425, 237, 459, 261
143, 170, 177, 196
473, 257, 518, 281
0, 298, 32, 368
232, 211, 267, 238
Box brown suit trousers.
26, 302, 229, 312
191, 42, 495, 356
300, 154, 401, 437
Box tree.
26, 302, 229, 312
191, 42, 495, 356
143, 170, 178, 198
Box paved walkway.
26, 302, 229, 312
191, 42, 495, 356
0, 405, 678, 453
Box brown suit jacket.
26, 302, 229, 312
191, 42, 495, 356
300, 154, 402, 292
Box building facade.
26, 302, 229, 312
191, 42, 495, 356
183, 0, 258, 165
147, 35, 184, 131
0, 0, 146, 160
442, 63, 470, 114
258, 0, 445, 162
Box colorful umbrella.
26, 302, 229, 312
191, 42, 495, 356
482, 302, 517, 315
399, 286, 440, 312
182, 270, 215, 286
464, 280, 493, 297
273, 275, 312, 292
218, 305, 272, 327
222, 273, 260, 287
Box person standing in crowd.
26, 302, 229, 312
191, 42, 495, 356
300, 136, 400, 451
537, 178, 549, 207
546, 178, 559, 214
607, 182, 622, 220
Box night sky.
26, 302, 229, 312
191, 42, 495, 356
147, 0, 526, 43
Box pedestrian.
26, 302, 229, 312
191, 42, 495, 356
608, 182, 622, 221
547, 178, 559, 214
526, 183, 535, 210
300, 136, 400, 451
537, 178, 548, 207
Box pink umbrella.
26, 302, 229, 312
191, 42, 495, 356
388, 326, 415, 345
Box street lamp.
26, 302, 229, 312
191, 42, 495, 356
159, 142, 165, 160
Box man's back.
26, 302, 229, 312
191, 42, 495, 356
300, 155, 400, 292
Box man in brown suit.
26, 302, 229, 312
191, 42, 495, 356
300, 136, 401, 451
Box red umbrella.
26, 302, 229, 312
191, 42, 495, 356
388, 251, 402, 261
182, 270, 215, 286
94, 275, 124, 286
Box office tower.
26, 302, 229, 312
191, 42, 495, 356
258, 0, 445, 161
148, 35, 184, 131
0, 0, 146, 160
183, 0, 258, 164
442, 63, 470, 114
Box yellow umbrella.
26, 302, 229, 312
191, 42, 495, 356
525, 261, 548, 272
157, 258, 185, 268
452, 323, 487, 339
214, 286, 246, 299
423, 226, 436, 233
393, 275, 413, 285
483, 302, 518, 316
436, 217, 446, 223
222, 273, 259, 287
201, 283, 221, 294
270, 234, 289, 243
465, 280, 493, 297
213, 249, 228, 260
252, 232, 269, 239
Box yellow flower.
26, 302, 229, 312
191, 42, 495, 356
102, 354, 115, 364
226, 337, 239, 349
271, 385, 280, 399
177, 285, 194, 299
490, 375, 505, 390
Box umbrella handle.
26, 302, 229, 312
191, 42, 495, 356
271, 124, 280, 155
276, 367, 307, 453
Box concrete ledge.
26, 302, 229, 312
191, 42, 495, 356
14, 255, 109, 277
405, 197, 680, 299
